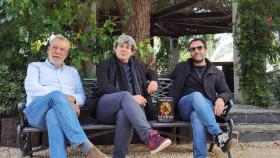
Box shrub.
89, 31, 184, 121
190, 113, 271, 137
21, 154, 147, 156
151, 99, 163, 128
0, 65, 25, 118
235, 0, 280, 107
269, 68, 280, 105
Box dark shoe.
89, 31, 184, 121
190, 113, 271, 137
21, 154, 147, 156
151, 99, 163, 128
217, 131, 238, 152
148, 130, 171, 154
85, 146, 108, 158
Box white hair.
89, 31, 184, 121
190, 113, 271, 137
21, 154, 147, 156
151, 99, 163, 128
49, 34, 70, 50
113, 34, 137, 52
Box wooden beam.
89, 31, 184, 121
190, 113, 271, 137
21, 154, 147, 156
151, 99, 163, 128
154, 22, 169, 34
151, 21, 232, 37
151, 28, 231, 37
159, 16, 232, 25
159, 12, 232, 19
160, 21, 232, 30
153, 0, 206, 19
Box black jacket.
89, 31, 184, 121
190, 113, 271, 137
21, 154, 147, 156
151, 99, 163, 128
168, 58, 232, 104
86, 56, 158, 119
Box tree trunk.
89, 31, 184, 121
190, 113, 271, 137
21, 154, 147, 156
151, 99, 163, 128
126, 0, 151, 43
116, 0, 151, 43
116, 0, 155, 69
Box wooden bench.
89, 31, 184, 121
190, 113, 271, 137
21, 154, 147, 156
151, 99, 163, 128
17, 78, 234, 158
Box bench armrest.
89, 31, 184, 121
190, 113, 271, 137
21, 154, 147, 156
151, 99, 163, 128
222, 99, 233, 117
17, 102, 28, 127
214, 99, 233, 123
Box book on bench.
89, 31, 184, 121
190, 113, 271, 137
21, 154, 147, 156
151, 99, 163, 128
157, 97, 174, 123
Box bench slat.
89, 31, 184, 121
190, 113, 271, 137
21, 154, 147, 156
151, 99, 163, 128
22, 121, 230, 133
82, 124, 115, 130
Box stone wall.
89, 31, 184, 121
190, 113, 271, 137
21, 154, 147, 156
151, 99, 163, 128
0, 117, 19, 146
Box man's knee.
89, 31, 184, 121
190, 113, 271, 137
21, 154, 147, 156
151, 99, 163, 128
118, 91, 132, 98
48, 90, 68, 103
117, 91, 134, 103
189, 92, 204, 99
49, 90, 64, 97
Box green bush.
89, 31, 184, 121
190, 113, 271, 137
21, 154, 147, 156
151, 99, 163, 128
156, 37, 174, 77
235, 0, 280, 107
269, 68, 280, 105
1, 1, 116, 78
0, 65, 25, 118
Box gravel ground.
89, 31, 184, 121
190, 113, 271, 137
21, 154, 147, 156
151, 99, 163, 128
1, 141, 280, 158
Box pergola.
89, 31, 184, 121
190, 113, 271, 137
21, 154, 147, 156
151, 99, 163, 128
98, 0, 232, 37
151, 0, 232, 37
97, 0, 234, 92
150, 0, 234, 92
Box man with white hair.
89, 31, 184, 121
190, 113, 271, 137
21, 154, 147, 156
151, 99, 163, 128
24, 34, 107, 158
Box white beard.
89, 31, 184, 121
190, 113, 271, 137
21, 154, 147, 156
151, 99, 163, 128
48, 57, 64, 67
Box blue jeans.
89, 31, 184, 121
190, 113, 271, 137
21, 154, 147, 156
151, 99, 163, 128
96, 91, 152, 158
178, 92, 222, 158
23, 90, 88, 158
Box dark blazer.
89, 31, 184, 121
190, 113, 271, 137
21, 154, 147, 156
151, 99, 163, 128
168, 58, 232, 104
86, 56, 158, 119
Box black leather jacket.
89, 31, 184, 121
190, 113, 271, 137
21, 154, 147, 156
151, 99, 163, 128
168, 58, 232, 104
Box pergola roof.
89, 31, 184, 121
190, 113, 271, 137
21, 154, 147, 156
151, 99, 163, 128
151, 0, 232, 37
98, 0, 232, 37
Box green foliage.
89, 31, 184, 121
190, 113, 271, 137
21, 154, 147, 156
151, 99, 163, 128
0, 0, 116, 77
137, 40, 153, 63
235, 0, 280, 107
177, 36, 191, 62
268, 66, 280, 105
70, 19, 116, 77
156, 37, 174, 77
0, 0, 118, 118
0, 65, 25, 118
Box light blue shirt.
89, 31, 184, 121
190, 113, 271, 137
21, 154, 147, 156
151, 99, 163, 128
24, 59, 86, 107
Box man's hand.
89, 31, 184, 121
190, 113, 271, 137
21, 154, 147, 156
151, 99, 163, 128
66, 94, 76, 103
147, 81, 158, 94
65, 94, 79, 116
71, 102, 80, 116
133, 95, 147, 107
214, 98, 225, 116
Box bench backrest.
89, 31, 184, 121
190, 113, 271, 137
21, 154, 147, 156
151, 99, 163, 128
82, 78, 232, 119
82, 78, 173, 104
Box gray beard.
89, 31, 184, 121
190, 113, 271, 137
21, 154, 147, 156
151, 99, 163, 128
48, 57, 64, 67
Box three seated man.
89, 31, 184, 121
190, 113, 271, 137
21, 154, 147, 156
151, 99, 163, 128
23, 34, 237, 158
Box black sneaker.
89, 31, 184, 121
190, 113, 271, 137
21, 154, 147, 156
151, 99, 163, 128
217, 131, 238, 152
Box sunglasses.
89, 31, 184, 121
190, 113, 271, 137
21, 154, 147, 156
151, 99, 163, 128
188, 46, 204, 52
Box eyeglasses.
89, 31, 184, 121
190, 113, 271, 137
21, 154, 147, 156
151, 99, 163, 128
188, 46, 204, 52
50, 46, 68, 53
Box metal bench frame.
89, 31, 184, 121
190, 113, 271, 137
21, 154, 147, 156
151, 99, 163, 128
17, 78, 234, 158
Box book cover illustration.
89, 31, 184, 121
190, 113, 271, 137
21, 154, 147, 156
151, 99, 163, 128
157, 97, 174, 122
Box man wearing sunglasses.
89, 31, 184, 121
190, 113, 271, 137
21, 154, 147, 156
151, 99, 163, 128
168, 38, 237, 158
